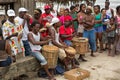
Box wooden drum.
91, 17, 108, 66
72, 37, 88, 54
42, 45, 59, 68
65, 47, 76, 59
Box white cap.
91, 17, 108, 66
50, 17, 60, 26
18, 7, 28, 12
7, 9, 15, 16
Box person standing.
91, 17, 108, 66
106, 18, 116, 56
77, 4, 86, 37
94, 5, 103, 53
40, 4, 53, 27
0, 27, 12, 67
101, 8, 110, 50
105, 1, 114, 18
49, 3, 57, 17
112, 5, 120, 55
77, 4, 87, 61
39, 4, 53, 38
15, 7, 31, 56
70, 5, 78, 32
83, 6, 96, 57
2, 9, 24, 61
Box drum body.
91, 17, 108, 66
42, 45, 59, 68
72, 37, 88, 54
65, 47, 76, 59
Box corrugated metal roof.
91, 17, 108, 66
0, 0, 17, 4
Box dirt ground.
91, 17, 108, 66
26, 51, 120, 80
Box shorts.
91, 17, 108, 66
64, 40, 72, 46
107, 37, 115, 44
58, 48, 66, 60
94, 26, 103, 33
102, 31, 108, 44
77, 24, 84, 33
31, 51, 47, 66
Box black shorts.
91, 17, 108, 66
107, 37, 115, 44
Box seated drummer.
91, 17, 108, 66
59, 19, 75, 46
28, 21, 56, 80
47, 17, 78, 71
0, 28, 12, 67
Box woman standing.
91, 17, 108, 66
77, 4, 86, 37
112, 5, 120, 55
77, 4, 87, 61
94, 5, 103, 53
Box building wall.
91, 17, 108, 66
14, 0, 35, 16
0, 0, 35, 16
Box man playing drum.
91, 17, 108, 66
47, 17, 78, 71
28, 21, 56, 80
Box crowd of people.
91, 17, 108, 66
0, 0, 120, 80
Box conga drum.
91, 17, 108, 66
65, 47, 76, 59
72, 37, 88, 54
42, 45, 59, 68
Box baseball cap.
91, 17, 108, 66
50, 17, 60, 26
7, 9, 15, 16
44, 5, 51, 10
18, 7, 28, 12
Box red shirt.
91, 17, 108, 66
59, 25, 74, 41
40, 13, 53, 27
39, 13, 53, 37
59, 15, 72, 25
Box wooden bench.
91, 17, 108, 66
0, 56, 40, 80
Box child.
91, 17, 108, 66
106, 18, 115, 56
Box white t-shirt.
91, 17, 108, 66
51, 10, 57, 17
15, 16, 29, 40
106, 8, 112, 18
29, 32, 42, 51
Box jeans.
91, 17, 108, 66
64, 40, 72, 46
22, 40, 32, 56
31, 51, 47, 66
0, 56, 12, 67
83, 29, 96, 51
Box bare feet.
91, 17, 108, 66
108, 53, 115, 57
78, 56, 87, 62
72, 65, 79, 69
99, 50, 103, 53
90, 54, 96, 57
49, 76, 56, 80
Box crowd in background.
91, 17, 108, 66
0, 0, 120, 80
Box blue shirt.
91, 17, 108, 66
102, 15, 110, 31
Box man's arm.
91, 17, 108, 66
28, 33, 50, 45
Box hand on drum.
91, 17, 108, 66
45, 39, 52, 44
72, 32, 77, 37
62, 45, 68, 49
46, 35, 52, 39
